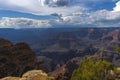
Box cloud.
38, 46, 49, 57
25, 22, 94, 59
113, 0, 120, 12
0, 17, 51, 28
0, 0, 87, 16
39, 0, 69, 7
89, 10, 120, 27
0, 0, 120, 28
55, 9, 120, 27
0, 0, 118, 16
0, 10, 120, 28
49, 0, 120, 27
1, 9, 120, 28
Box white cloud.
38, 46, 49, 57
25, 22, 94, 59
0, 0, 120, 28
89, 10, 120, 21
1, 9, 120, 28
89, 10, 120, 27
56, 9, 120, 27
113, 0, 120, 12
0, 0, 118, 16
0, 17, 51, 28
0, 10, 120, 28
0, 0, 87, 16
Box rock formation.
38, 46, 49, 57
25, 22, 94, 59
0, 70, 54, 80
0, 38, 36, 78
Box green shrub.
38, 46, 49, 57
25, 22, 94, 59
71, 58, 113, 80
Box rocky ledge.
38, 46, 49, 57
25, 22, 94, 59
0, 70, 54, 80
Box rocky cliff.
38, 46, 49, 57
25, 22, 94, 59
0, 38, 36, 78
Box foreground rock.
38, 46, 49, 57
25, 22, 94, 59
0, 70, 54, 80
0, 77, 20, 80
22, 70, 54, 80
0, 38, 36, 78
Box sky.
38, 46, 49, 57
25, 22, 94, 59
0, 0, 120, 28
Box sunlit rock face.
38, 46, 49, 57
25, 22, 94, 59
0, 70, 55, 80
38, 0, 69, 7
